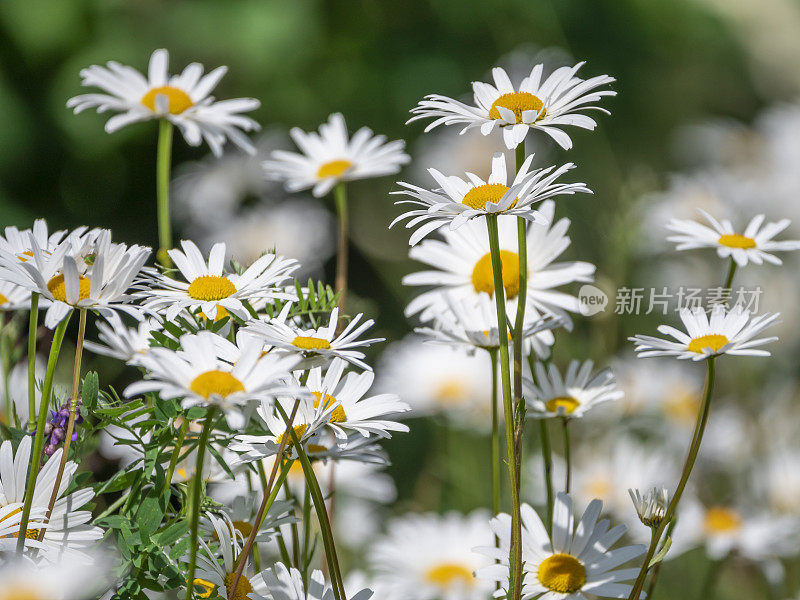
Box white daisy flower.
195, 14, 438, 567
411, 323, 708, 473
369, 510, 495, 600
0, 219, 73, 260
376, 335, 492, 430
3, 229, 150, 328
0, 553, 111, 600
629, 487, 669, 529
305, 357, 410, 442
753, 447, 800, 515
0, 436, 103, 561
245, 305, 382, 371
251, 562, 373, 600
477, 493, 645, 600
0, 502, 47, 554
630, 304, 779, 361
415, 292, 562, 353
83, 312, 162, 364
525, 360, 623, 419
0, 280, 32, 311
391, 153, 590, 245
408, 62, 616, 150
190, 512, 270, 600
124, 330, 299, 429
666, 211, 800, 267
403, 203, 595, 356
67, 49, 261, 156
671, 499, 800, 563
140, 240, 297, 322
264, 113, 410, 197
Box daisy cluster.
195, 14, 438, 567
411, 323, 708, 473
0, 44, 798, 600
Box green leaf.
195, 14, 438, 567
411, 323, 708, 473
648, 536, 672, 568
82, 371, 99, 411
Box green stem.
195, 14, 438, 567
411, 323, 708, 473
628, 358, 716, 600
562, 417, 571, 494
184, 406, 217, 600
333, 182, 348, 315
27, 293, 39, 431
40, 308, 87, 541
302, 481, 312, 587
645, 516, 677, 599
93, 489, 130, 523
156, 119, 174, 268
486, 215, 523, 600
489, 349, 500, 517
162, 418, 190, 496
16, 311, 71, 554
723, 259, 737, 291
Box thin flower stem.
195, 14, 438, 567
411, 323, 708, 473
486, 214, 523, 600
301, 482, 312, 587
723, 259, 737, 291
156, 119, 174, 268
39, 308, 87, 542
628, 358, 716, 600
228, 398, 302, 600
27, 292, 39, 431
16, 311, 71, 554
644, 516, 677, 599
290, 425, 347, 600
162, 417, 190, 496
333, 182, 349, 314
184, 405, 218, 600
489, 349, 500, 517
562, 417, 571, 494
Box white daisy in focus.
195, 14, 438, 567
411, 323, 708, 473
4, 229, 150, 328
67, 49, 261, 156
630, 304, 779, 361
666, 211, 800, 267
629, 487, 670, 529
264, 113, 410, 197
140, 240, 297, 322
0, 436, 103, 561
376, 335, 493, 430
408, 62, 616, 150
0, 502, 47, 553
403, 204, 595, 356
415, 292, 562, 354
477, 493, 645, 599
0, 552, 111, 600
83, 313, 162, 364
391, 153, 590, 245
369, 510, 494, 600
124, 330, 298, 428
251, 562, 373, 600
0, 219, 72, 259
245, 305, 382, 371
671, 499, 800, 563
190, 512, 269, 600
524, 360, 623, 419
305, 357, 410, 441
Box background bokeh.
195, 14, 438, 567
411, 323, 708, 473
3, 1, 800, 598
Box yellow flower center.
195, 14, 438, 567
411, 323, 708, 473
718, 233, 756, 249
47, 274, 91, 304
663, 387, 700, 424
211, 520, 253, 542
434, 379, 468, 405
279, 424, 308, 447
292, 336, 331, 351
0, 294, 8, 306
704, 507, 742, 534
687, 334, 729, 354
1, 585, 45, 600
223, 572, 253, 600
311, 391, 346, 423
189, 370, 245, 399
537, 554, 586, 594
141, 86, 194, 114
425, 563, 475, 588
488, 92, 547, 123
545, 396, 580, 415
585, 477, 611, 499
471, 251, 520, 299
187, 276, 237, 301
461, 183, 517, 211
317, 159, 353, 179
199, 306, 230, 322
191, 578, 216, 598
0, 506, 39, 540
18, 250, 34, 262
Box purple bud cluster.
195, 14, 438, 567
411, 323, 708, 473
32, 396, 83, 457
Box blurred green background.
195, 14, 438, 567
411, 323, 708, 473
3, 1, 800, 597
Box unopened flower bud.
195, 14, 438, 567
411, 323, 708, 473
629, 487, 669, 528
